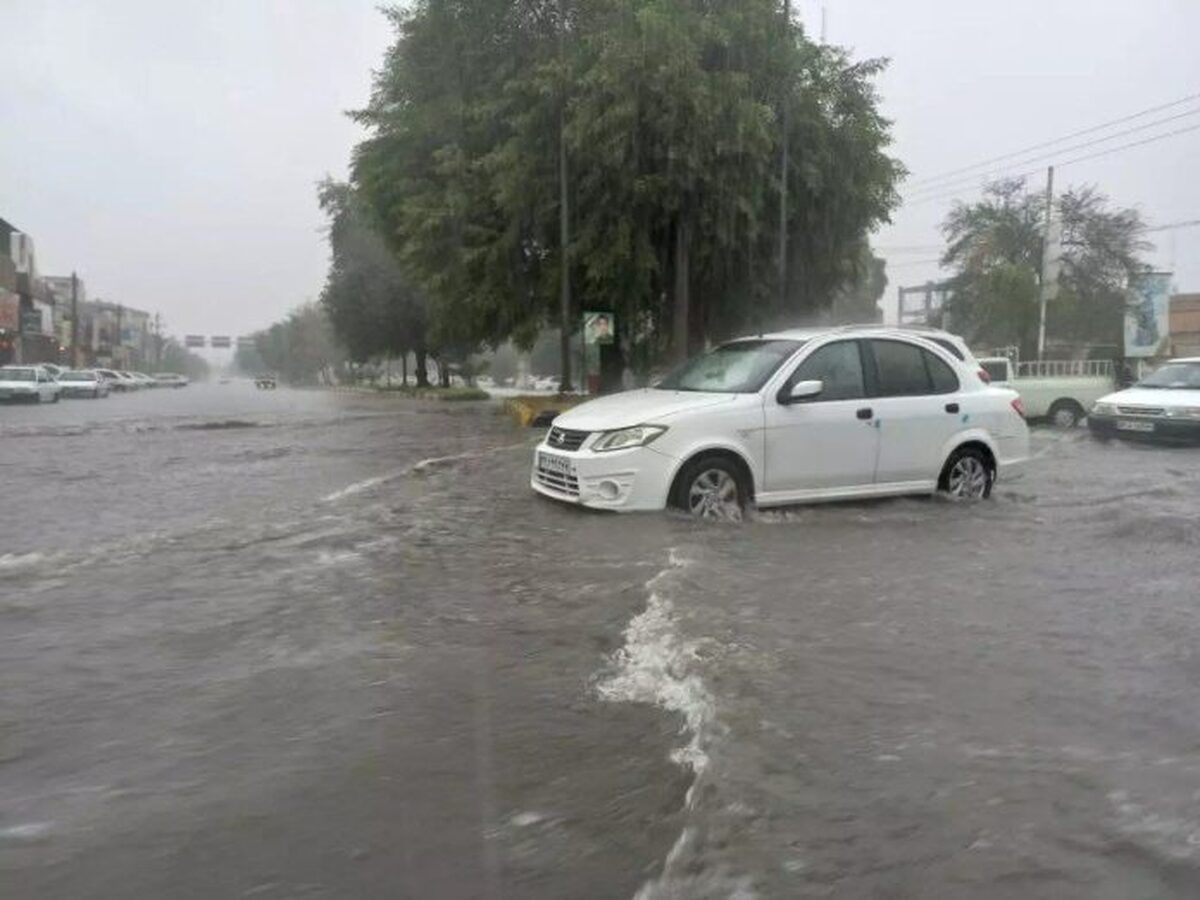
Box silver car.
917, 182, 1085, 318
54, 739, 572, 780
57, 369, 111, 399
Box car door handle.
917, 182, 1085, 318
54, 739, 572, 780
945, 403, 960, 414
856, 407, 873, 420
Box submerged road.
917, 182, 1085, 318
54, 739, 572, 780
2, 383, 1199, 898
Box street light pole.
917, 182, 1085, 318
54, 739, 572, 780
70, 271, 79, 367
1037, 165, 1055, 360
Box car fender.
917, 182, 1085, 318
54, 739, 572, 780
658, 435, 762, 505
936, 426, 999, 473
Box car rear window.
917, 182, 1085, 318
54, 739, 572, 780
929, 337, 965, 361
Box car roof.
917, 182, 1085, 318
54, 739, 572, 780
743, 324, 965, 345
1167, 357, 1200, 364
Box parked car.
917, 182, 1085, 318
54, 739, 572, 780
1088, 357, 1200, 443
93, 368, 130, 391
531, 327, 1030, 517
128, 372, 158, 388
113, 371, 142, 390
56, 369, 111, 398
255, 373, 277, 389
38, 362, 65, 379
153, 372, 189, 388
0, 366, 62, 403
978, 356, 1114, 427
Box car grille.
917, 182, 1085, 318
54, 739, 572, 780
546, 426, 589, 451
1117, 405, 1165, 417
534, 466, 580, 497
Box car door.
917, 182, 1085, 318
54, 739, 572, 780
762, 339, 879, 493
866, 339, 964, 485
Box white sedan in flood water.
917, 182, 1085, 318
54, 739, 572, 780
0, 366, 62, 403
531, 326, 1030, 518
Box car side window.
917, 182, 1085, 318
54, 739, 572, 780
923, 349, 960, 394
871, 339, 932, 396
788, 340, 865, 401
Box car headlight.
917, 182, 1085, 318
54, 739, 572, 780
1091, 401, 1117, 416
592, 425, 667, 452
1163, 407, 1200, 420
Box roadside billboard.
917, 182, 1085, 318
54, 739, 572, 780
583, 311, 614, 345
1124, 272, 1172, 358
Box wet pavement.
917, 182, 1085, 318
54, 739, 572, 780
2, 384, 1199, 898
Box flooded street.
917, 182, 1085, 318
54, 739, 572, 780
3, 385, 1200, 899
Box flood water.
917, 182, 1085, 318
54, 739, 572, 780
2, 384, 1199, 898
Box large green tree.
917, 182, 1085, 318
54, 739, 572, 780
941, 178, 1149, 358
352, 0, 902, 374
318, 179, 431, 385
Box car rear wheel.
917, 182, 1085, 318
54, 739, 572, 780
672, 455, 747, 521
938, 446, 994, 500
1048, 399, 1085, 428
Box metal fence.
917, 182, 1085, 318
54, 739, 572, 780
1014, 359, 1114, 378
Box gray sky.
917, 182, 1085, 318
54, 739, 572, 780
3, 0, 1197, 339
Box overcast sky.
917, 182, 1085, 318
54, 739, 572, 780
2, 0, 1197, 339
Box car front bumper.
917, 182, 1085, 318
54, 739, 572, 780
530, 442, 677, 511
1088, 414, 1200, 444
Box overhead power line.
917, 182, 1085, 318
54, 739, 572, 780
908, 91, 1200, 188
904, 122, 1200, 209
1143, 218, 1200, 233
906, 108, 1200, 199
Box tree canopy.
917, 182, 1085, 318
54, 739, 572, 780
350, 0, 903, 371
940, 178, 1150, 357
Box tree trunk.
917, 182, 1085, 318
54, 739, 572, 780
672, 216, 690, 362
557, 0, 573, 393
401, 352, 408, 386
415, 347, 430, 387
440, 362, 450, 388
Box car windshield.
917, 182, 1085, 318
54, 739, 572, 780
1, 368, 36, 382
656, 340, 804, 394
1137, 362, 1200, 389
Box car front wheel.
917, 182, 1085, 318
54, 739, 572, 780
939, 446, 994, 500
672, 455, 748, 521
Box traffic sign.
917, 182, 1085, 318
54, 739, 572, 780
185, 335, 206, 348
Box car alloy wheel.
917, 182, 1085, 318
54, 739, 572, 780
946, 455, 989, 499
687, 468, 742, 521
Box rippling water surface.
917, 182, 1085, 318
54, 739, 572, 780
3, 384, 1199, 898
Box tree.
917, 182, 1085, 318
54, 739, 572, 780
317, 179, 430, 385
246, 303, 343, 385
826, 243, 887, 323
351, 1, 902, 377
941, 178, 1149, 357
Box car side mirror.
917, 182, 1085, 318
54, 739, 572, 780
783, 379, 823, 404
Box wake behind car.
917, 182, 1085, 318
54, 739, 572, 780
57, 369, 111, 398
0, 366, 62, 403
531, 327, 1030, 517
1088, 358, 1200, 443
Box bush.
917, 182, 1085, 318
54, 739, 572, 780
374, 385, 489, 401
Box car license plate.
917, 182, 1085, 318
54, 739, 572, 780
1117, 419, 1155, 433
538, 451, 574, 476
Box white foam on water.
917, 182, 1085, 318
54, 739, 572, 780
0, 552, 46, 571
409, 440, 528, 475
597, 550, 751, 899
1109, 790, 1200, 861
321, 474, 397, 503
0, 821, 54, 843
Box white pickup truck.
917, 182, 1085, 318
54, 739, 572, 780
979, 357, 1116, 427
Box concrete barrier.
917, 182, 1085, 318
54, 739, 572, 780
503, 395, 584, 428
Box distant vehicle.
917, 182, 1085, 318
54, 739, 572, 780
978, 356, 1114, 427
1089, 358, 1200, 444
153, 372, 189, 388
57, 369, 111, 398
114, 371, 142, 390
128, 372, 158, 388
92, 368, 126, 391
38, 362, 65, 379
533, 376, 561, 393
532, 326, 1030, 516
255, 373, 277, 390
0, 366, 62, 403
476, 374, 495, 389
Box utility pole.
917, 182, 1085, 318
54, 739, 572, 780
557, 0, 573, 394
777, 0, 791, 306
115, 303, 123, 368
70, 271, 79, 367
1037, 165, 1056, 360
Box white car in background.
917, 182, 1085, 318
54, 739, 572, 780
0, 366, 62, 403
1088, 357, 1200, 443
153, 372, 190, 388
57, 369, 111, 398
531, 327, 1030, 517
